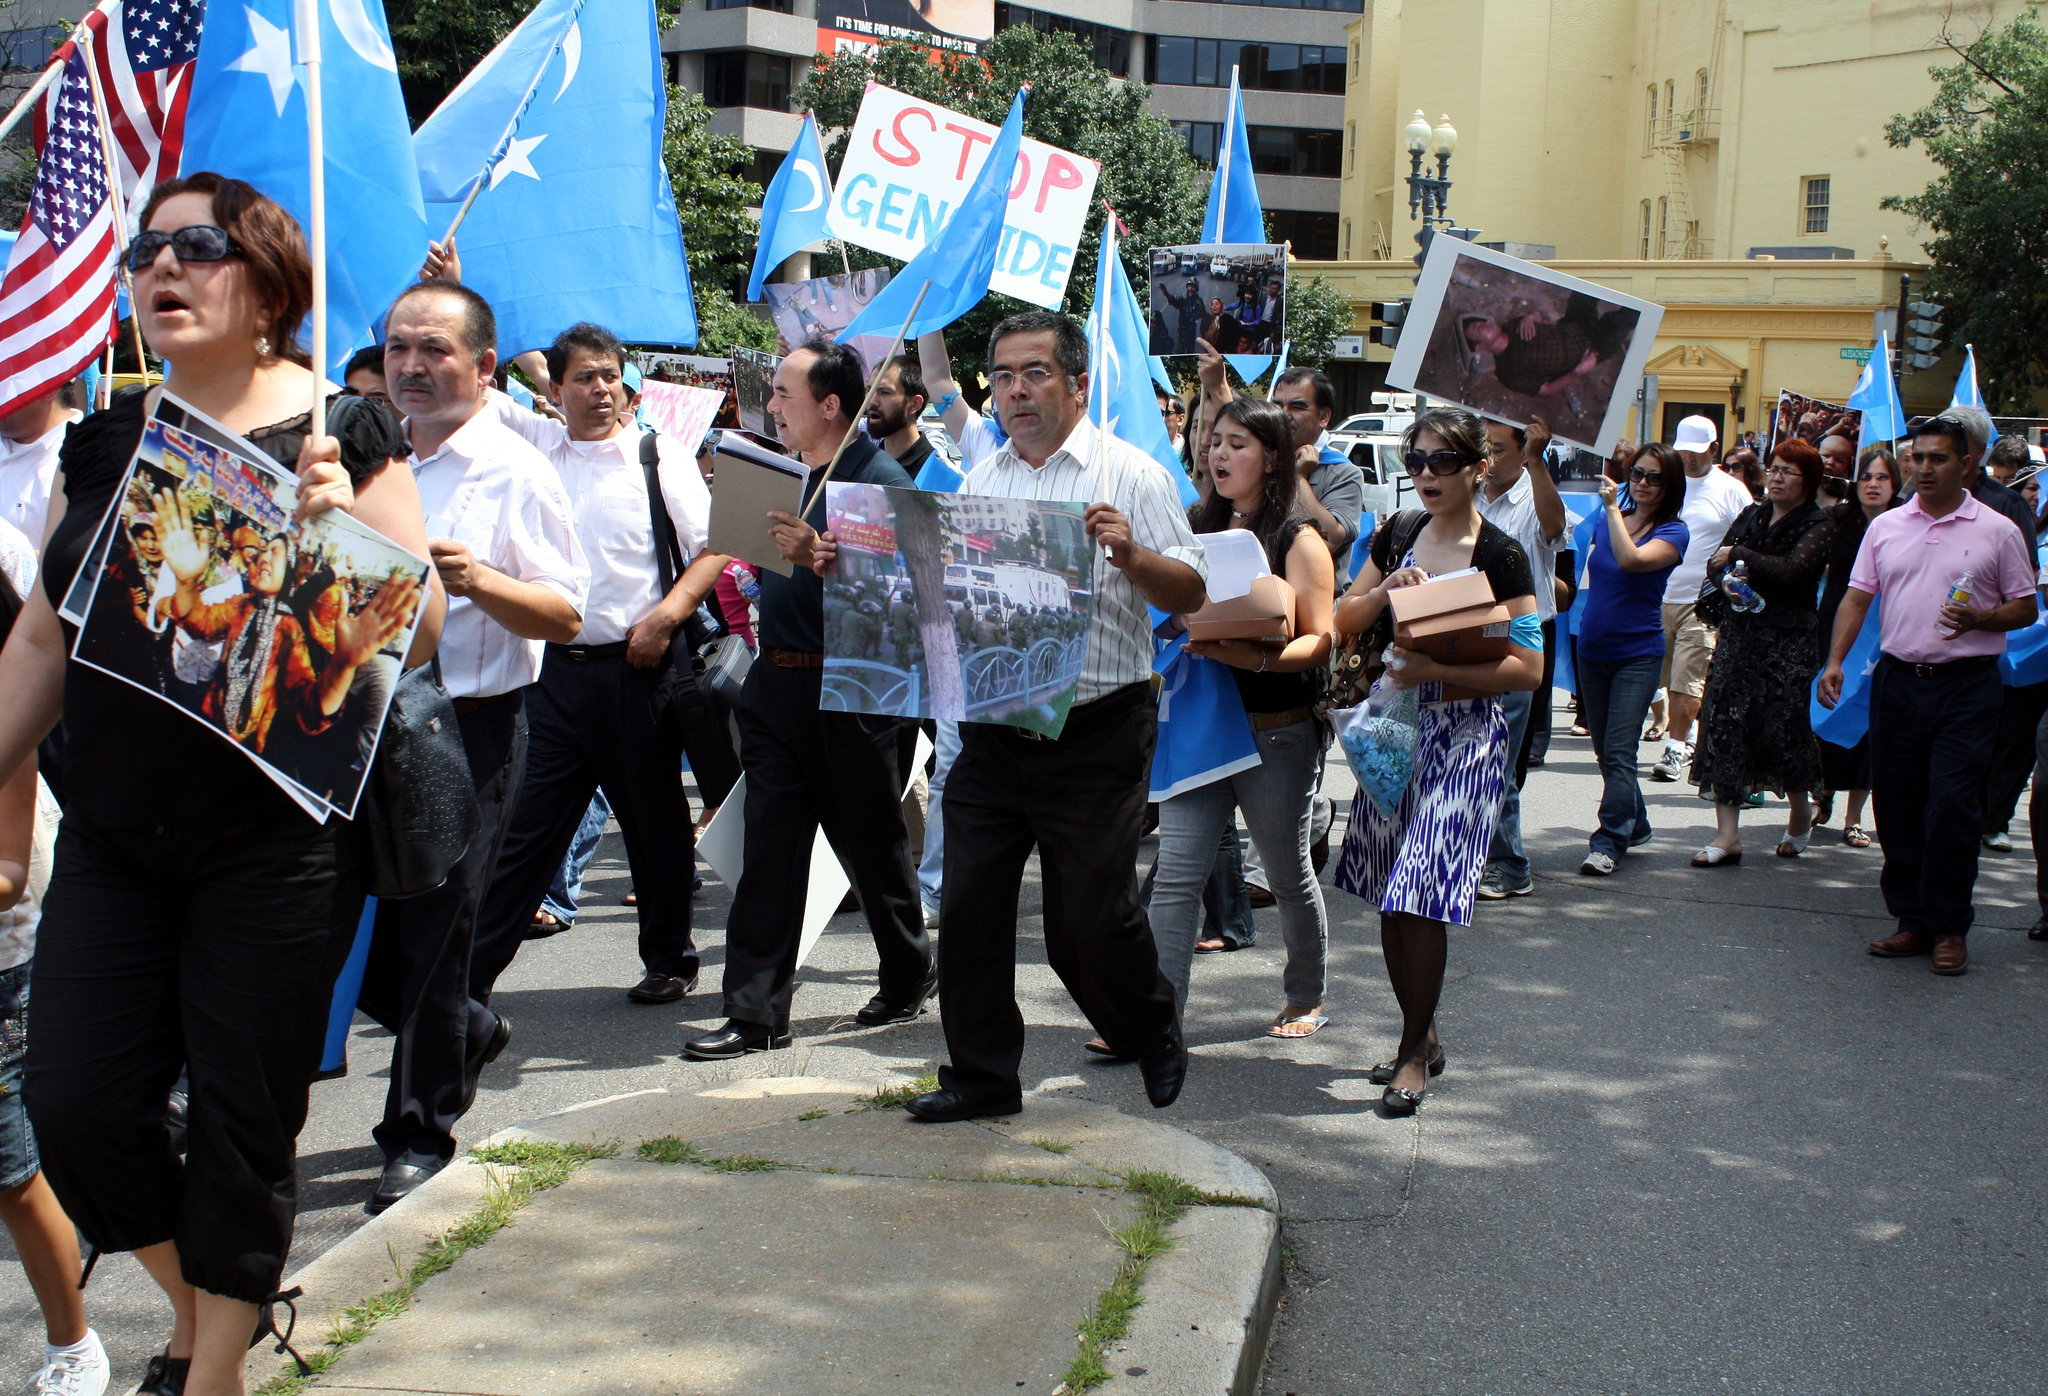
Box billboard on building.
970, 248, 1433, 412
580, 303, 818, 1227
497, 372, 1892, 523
815, 0, 994, 56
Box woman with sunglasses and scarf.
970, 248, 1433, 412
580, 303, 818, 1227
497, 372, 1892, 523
1331, 407, 1543, 1115
1574, 444, 1689, 875
0, 174, 443, 1395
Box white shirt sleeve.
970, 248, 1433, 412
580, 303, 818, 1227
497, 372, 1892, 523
494, 459, 589, 613
654, 432, 713, 562
1123, 453, 1207, 580
483, 387, 569, 455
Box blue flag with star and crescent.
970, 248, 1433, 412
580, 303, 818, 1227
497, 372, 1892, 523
179, 0, 427, 375
748, 113, 832, 303
1086, 219, 1198, 508
412, 0, 697, 356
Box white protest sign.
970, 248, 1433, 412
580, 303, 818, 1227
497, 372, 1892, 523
826, 82, 1101, 310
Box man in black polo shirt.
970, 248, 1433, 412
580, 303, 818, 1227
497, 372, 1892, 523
867, 353, 932, 476
681, 339, 935, 1058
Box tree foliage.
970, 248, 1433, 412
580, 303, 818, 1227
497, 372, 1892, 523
791, 28, 1207, 387
387, 0, 683, 126
1284, 276, 1351, 371
662, 87, 765, 303
693, 283, 780, 358
1882, 9, 2048, 409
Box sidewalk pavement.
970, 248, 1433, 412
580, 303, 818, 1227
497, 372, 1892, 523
246, 1076, 1280, 1396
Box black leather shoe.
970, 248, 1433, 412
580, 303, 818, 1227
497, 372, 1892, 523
1368, 1043, 1446, 1086
460, 1010, 512, 1113
1381, 1084, 1426, 1117
855, 969, 939, 1027
2030, 916, 2048, 941
627, 971, 699, 1004
367, 1152, 447, 1215
680, 1018, 792, 1061
138, 1352, 190, 1394
905, 1087, 1022, 1122
1137, 1019, 1187, 1109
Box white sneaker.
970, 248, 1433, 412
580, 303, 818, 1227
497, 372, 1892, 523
1983, 830, 2013, 852
29, 1331, 108, 1396
1579, 851, 1617, 876
1649, 745, 1690, 783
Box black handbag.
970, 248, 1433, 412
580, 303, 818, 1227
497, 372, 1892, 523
640, 431, 742, 805
358, 656, 481, 899
1318, 508, 1428, 716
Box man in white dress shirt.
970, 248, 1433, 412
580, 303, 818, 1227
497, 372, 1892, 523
877, 311, 1208, 1122
469, 322, 730, 1009
361, 282, 588, 1214
0, 382, 81, 550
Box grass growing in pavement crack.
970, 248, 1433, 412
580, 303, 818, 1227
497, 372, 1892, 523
853, 1073, 940, 1111
1030, 1138, 1074, 1155
797, 1109, 829, 1121
251, 1139, 616, 1396
637, 1138, 782, 1172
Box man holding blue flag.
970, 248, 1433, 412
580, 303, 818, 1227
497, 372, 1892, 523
1821, 408, 2037, 977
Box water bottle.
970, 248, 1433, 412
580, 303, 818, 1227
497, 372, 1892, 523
1722, 559, 1765, 614
1941, 570, 1974, 637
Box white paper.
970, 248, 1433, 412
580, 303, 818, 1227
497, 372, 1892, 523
1194, 529, 1272, 603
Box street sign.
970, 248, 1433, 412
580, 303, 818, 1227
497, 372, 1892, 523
1334, 334, 1364, 360
1840, 346, 1873, 362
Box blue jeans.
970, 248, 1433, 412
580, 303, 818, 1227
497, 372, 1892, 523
540, 790, 612, 925
918, 720, 961, 912
1578, 654, 1663, 857
1143, 824, 1256, 950
1486, 688, 1535, 881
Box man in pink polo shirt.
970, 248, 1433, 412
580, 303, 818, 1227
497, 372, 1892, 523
1820, 410, 2038, 975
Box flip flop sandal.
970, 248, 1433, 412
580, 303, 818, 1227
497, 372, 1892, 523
1193, 938, 1233, 954
1267, 1013, 1329, 1039
1643, 722, 1667, 742
1776, 827, 1811, 858
1691, 845, 1742, 867
1843, 824, 1872, 848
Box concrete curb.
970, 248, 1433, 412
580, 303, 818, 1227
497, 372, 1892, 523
251, 1079, 1281, 1395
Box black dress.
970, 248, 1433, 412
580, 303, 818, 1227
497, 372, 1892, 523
1815, 501, 1890, 792
1690, 500, 1836, 805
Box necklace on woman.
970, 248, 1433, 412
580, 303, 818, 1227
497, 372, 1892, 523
1231, 507, 1257, 519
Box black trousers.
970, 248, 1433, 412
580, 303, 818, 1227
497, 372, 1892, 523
470, 649, 699, 997
1869, 656, 2002, 940
25, 812, 363, 1303
1523, 618, 1558, 765
1980, 677, 2048, 837
720, 659, 929, 1026
938, 684, 1178, 1101
358, 692, 526, 1163
2032, 705, 2048, 916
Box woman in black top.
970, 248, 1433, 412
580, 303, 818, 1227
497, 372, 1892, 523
0, 173, 442, 1394
1690, 438, 1836, 866
1145, 399, 1334, 1039
1814, 447, 1901, 847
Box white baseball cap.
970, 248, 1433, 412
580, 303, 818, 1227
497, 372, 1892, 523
1672, 415, 1719, 451
2029, 444, 2046, 466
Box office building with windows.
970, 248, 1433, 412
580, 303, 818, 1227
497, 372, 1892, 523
662, 0, 1357, 261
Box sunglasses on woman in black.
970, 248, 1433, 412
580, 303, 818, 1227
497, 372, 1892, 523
1403, 448, 1470, 477
124, 224, 241, 274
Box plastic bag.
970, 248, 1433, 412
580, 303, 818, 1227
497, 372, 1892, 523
1334, 666, 1421, 816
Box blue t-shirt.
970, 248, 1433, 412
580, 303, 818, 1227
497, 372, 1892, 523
1577, 515, 1689, 662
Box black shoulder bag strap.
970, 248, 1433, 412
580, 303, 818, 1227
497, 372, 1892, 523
640, 427, 684, 597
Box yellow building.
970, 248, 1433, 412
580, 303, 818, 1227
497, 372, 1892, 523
1314, 0, 2027, 433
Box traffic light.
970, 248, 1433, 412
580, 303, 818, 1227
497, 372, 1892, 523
1371, 299, 1411, 349
1900, 298, 1944, 374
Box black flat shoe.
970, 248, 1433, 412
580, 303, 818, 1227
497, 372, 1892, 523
460, 1010, 512, 1113
1368, 1043, 1446, 1085
2030, 916, 2048, 941
1137, 1018, 1187, 1109
855, 969, 938, 1027
367, 1152, 447, 1215
905, 1087, 1022, 1122
138, 1352, 190, 1394
1381, 1085, 1426, 1117
680, 1018, 792, 1061
627, 971, 699, 1004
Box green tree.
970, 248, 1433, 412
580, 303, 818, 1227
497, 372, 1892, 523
662, 87, 765, 303
692, 284, 780, 358
1882, 9, 2048, 409
1283, 276, 1352, 371
791, 28, 1207, 388
387, 0, 683, 125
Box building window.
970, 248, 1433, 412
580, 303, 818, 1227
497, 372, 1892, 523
1266, 209, 1338, 259
1645, 85, 1657, 147
1696, 68, 1710, 116
1639, 200, 1651, 258
1663, 79, 1674, 135
1803, 176, 1830, 233
1349, 41, 1359, 80
1342, 218, 1352, 259
706, 0, 793, 10
1176, 122, 1341, 177
1174, 120, 1221, 166
1345, 122, 1355, 173
993, 5, 1131, 74
701, 51, 790, 110
1147, 37, 1345, 93
1656, 196, 1668, 257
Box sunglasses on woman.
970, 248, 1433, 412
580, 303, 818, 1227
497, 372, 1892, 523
1628, 466, 1665, 484
124, 224, 241, 274
1403, 448, 1469, 477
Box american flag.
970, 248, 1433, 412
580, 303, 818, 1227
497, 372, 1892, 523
45, 0, 204, 205
0, 46, 119, 416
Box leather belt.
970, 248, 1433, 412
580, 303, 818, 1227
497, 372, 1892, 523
1247, 705, 1314, 732
764, 647, 825, 669
452, 691, 517, 716
1883, 654, 1997, 681
548, 641, 628, 662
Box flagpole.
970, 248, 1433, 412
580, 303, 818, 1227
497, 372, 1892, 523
295, 0, 327, 433
77, 30, 150, 386
811, 279, 931, 498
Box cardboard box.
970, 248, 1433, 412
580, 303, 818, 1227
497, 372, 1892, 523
1387, 568, 1512, 665
1184, 574, 1296, 644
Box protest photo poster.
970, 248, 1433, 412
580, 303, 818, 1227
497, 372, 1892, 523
821, 483, 1092, 738
825, 82, 1099, 309
1768, 389, 1861, 458
764, 267, 897, 374
70, 416, 431, 820
730, 347, 782, 442
1147, 244, 1287, 357
1388, 237, 1663, 456
636, 380, 725, 452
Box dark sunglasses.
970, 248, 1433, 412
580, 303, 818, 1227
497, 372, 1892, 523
124, 224, 241, 274
1404, 448, 1469, 477
1855, 470, 1892, 482
1628, 466, 1665, 484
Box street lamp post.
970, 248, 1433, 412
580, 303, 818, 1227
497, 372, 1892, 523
1404, 109, 1459, 230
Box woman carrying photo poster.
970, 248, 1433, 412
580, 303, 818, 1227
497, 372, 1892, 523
0, 173, 444, 1396
1330, 407, 1543, 1116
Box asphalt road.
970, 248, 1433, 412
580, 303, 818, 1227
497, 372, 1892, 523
1, 713, 2043, 1394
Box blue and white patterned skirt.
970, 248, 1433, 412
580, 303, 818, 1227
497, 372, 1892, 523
1333, 694, 1509, 927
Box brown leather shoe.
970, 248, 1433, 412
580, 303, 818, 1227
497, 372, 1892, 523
1868, 928, 1931, 958
1931, 935, 1968, 975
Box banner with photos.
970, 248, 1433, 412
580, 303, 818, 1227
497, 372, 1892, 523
69, 410, 432, 821
822, 483, 1092, 739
